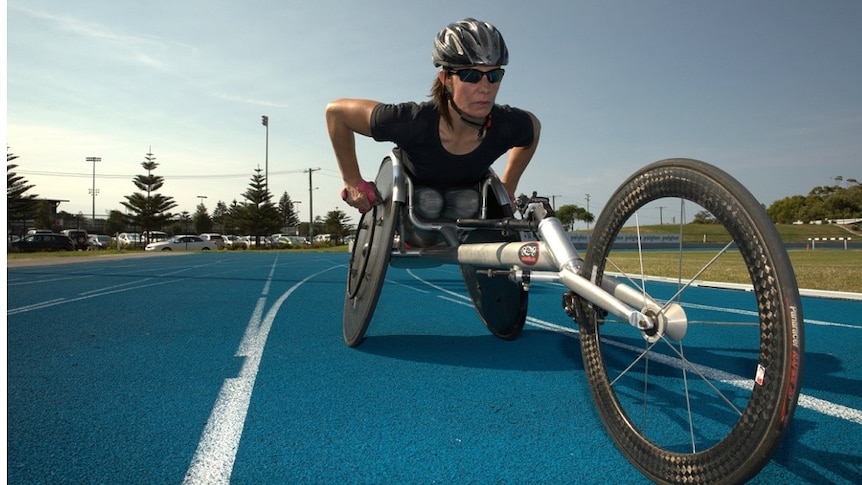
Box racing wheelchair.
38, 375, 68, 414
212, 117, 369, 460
344, 150, 804, 485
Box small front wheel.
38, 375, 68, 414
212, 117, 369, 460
580, 159, 803, 484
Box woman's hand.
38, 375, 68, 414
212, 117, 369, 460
341, 180, 380, 213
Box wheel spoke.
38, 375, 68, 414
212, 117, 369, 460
661, 240, 735, 314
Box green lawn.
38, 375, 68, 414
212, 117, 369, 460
600, 223, 860, 292
605, 249, 861, 294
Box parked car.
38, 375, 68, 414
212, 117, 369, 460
223, 235, 248, 249
245, 235, 271, 248
274, 235, 309, 247
60, 229, 89, 250
143, 231, 168, 243
238, 235, 253, 248
11, 233, 75, 252
199, 233, 226, 249
88, 234, 111, 250
313, 233, 341, 245
118, 232, 143, 248
145, 235, 217, 251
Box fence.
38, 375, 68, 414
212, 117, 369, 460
807, 237, 853, 250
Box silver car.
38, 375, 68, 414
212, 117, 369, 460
145, 235, 217, 251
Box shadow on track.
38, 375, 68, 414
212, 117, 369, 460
355, 329, 584, 372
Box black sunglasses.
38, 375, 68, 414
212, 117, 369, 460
448, 68, 505, 84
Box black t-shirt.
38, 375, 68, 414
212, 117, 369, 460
370, 101, 534, 188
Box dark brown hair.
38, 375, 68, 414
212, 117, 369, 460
431, 76, 453, 128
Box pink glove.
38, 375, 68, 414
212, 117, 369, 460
341, 180, 380, 213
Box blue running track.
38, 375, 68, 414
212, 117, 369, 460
6, 252, 862, 484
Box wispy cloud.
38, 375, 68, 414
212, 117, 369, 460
15, 6, 163, 47
211, 92, 292, 109
12, 5, 196, 72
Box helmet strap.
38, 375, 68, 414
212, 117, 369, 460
446, 90, 492, 139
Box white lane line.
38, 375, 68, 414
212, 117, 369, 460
680, 301, 860, 330
600, 336, 862, 425
7, 298, 68, 313
7, 279, 179, 315
5, 274, 95, 286
406, 269, 467, 300
406, 270, 862, 426
545, 280, 860, 329
6, 265, 200, 316
182, 262, 341, 485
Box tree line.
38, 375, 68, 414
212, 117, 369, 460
7, 149, 354, 243
766, 177, 862, 224
10, 147, 859, 239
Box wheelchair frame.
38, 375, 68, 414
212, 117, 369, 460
342, 150, 804, 484
345, 150, 667, 346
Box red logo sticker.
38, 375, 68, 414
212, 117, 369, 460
518, 242, 539, 266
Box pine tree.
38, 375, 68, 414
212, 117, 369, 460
7, 150, 40, 235
322, 209, 353, 243
232, 167, 281, 245
193, 202, 214, 234
120, 149, 178, 242
277, 191, 301, 232
212, 200, 229, 234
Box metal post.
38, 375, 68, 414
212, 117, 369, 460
86, 156, 101, 229
261, 115, 269, 193
305, 168, 320, 241
293, 201, 302, 236
585, 193, 591, 230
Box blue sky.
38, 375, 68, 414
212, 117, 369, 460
6, 0, 862, 226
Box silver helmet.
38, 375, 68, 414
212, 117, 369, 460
432, 18, 509, 68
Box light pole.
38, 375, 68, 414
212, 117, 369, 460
585, 193, 591, 230
293, 201, 302, 236
261, 115, 269, 193
550, 195, 563, 211
304, 168, 320, 241
86, 156, 101, 228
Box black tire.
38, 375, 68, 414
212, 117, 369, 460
461, 264, 527, 339
343, 157, 400, 347
459, 187, 528, 340
580, 159, 803, 484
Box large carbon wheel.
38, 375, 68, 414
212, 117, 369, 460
343, 158, 400, 347
580, 159, 804, 484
